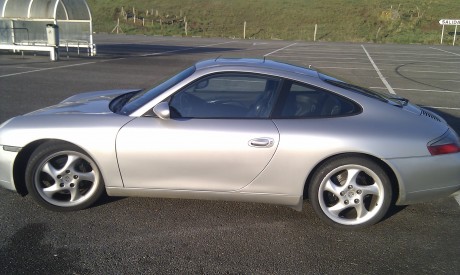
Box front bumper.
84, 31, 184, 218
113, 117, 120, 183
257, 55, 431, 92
386, 153, 460, 205
0, 145, 20, 191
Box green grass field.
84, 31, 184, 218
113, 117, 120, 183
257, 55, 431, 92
87, 0, 459, 44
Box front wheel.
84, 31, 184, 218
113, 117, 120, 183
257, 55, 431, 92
309, 156, 392, 229
25, 141, 105, 211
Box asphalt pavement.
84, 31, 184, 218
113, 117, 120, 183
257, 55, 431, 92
0, 35, 459, 274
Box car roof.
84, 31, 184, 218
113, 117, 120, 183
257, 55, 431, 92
194, 58, 320, 78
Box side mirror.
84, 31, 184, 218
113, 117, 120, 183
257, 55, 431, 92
152, 102, 170, 120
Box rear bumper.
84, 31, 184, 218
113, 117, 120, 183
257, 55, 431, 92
0, 146, 19, 192
386, 153, 460, 205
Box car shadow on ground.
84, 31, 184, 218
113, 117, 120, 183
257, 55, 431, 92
383, 205, 407, 222
91, 192, 127, 209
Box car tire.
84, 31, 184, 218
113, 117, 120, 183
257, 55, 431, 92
308, 155, 392, 229
25, 141, 105, 211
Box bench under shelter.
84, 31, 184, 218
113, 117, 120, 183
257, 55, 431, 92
0, 0, 95, 60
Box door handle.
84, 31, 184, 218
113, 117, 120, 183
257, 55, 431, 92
249, 138, 274, 148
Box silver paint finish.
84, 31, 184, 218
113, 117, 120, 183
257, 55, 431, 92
26, 89, 138, 116
0, 58, 459, 211
385, 154, 460, 204
0, 149, 18, 191
105, 186, 302, 207
0, 115, 133, 189
116, 118, 279, 191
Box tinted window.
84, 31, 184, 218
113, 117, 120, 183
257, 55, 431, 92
275, 82, 359, 118
324, 78, 388, 102
170, 74, 281, 118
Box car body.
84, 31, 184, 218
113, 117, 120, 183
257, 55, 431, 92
0, 58, 459, 228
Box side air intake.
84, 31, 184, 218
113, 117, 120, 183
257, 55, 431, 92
421, 109, 441, 122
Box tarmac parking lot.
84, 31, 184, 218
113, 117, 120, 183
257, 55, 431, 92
1, 35, 459, 274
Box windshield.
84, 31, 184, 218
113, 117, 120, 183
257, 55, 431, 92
120, 66, 196, 115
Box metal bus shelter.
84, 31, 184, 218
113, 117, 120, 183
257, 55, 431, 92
0, 0, 95, 60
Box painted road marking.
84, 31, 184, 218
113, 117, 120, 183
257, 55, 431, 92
264, 43, 297, 57
276, 56, 364, 60
361, 45, 396, 94
430, 47, 460, 57
423, 106, 460, 110
315, 66, 377, 70
0, 61, 98, 78
396, 70, 460, 74
141, 41, 237, 57
0, 41, 237, 78
370, 87, 460, 94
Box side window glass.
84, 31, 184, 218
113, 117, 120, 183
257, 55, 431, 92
170, 74, 280, 118
278, 82, 358, 118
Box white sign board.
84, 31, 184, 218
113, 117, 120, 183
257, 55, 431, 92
439, 19, 459, 46
439, 19, 460, 25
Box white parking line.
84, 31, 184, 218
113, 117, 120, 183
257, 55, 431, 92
361, 45, 396, 94
0, 41, 237, 78
370, 87, 460, 94
454, 192, 460, 206
430, 47, 460, 57
424, 106, 460, 110
307, 61, 374, 66
315, 66, 376, 70
264, 43, 297, 57
279, 56, 364, 60
0, 61, 98, 78
141, 41, 237, 57
310, 66, 460, 74
372, 59, 460, 64
3, 66, 35, 69
304, 61, 452, 67
286, 50, 452, 58
397, 70, 460, 74
283, 49, 365, 54
358, 52, 451, 57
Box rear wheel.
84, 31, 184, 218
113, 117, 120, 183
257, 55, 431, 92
309, 156, 392, 229
25, 141, 104, 211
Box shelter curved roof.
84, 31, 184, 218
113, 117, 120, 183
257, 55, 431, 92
0, 0, 91, 20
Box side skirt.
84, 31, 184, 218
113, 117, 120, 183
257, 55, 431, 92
106, 187, 303, 211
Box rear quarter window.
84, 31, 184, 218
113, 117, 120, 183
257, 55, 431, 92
273, 81, 361, 118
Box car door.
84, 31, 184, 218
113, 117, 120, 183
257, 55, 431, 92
116, 73, 281, 192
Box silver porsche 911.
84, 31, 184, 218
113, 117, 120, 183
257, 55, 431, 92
1, 58, 459, 228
